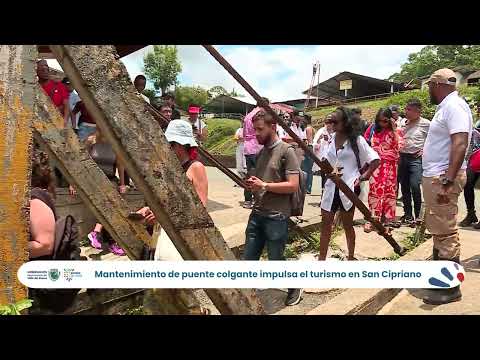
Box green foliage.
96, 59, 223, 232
144, 45, 182, 94
0, 298, 33, 315
307, 86, 480, 129
284, 227, 343, 259
389, 45, 480, 83
122, 305, 145, 315
208, 86, 228, 100
175, 85, 210, 111
203, 118, 240, 156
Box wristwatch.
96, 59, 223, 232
261, 183, 268, 192
440, 176, 454, 186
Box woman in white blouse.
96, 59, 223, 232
318, 107, 380, 261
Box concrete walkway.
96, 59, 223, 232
378, 227, 480, 315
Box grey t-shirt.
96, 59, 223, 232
253, 140, 300, 217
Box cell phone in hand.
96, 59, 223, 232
128, 212, 145, 222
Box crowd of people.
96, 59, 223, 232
232, 68, 480, 306
32, 60, 210, 259
29, 60, 480, 311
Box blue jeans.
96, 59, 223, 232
301, 145, 314, 193
77, 123, 96, 141
243, 212, 288, 260
399, 154, 423, 219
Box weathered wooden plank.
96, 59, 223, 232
33, 89, 202, 315
0, 45, 37, 305
50, 45, 264, 315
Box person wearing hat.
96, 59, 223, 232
422, 68, 473, 305
188, 104, 208, 143
135, 119, 208, 261
62, 77, 81, 129
162, 92, 181, 120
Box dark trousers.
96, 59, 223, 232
243, 213, 288, 261
301, 145, 314, 193
464, 167, 480, 214
399, 153, 423, 219
244, 154, 257, 202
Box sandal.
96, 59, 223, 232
385, 221, 401, 229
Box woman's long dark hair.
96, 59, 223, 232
336, 106, 362, 168
374, 108, 394, 133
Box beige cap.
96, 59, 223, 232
425, 68, 457, 86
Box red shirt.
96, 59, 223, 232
41, 80, 69, 112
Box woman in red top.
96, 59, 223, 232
364, 108, 403, 232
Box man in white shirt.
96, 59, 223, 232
62, 77, 80, 129
313, 113, 335, 189
284, 110, 307, 162
422, 68, 472, 305
188, 105, 208, 143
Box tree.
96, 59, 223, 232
144, 45, 182, 95
230, 88, 244, 97
208, 85, 228, 100
175, 86, 210, 111
389, 45, 480, 83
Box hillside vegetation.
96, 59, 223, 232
307, 86, 480, 129
203, 118, 241, 156
202, 87, 480, 156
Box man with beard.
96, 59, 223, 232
243, 110, 302, 306
422, 68, 472, 305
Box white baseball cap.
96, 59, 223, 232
164, 119, 198, 147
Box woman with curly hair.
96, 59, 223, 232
318, 107, 380, 260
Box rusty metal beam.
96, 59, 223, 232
203, 45, 405, 256
0, 45, 37, 305
49, 45, 264, 315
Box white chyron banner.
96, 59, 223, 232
18, 261, 465, 289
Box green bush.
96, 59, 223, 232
203, 118, 241, 156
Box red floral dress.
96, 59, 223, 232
368, 129, 402, 221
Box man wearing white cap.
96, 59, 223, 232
422, 68, 472, 305
136, 119, 208, 261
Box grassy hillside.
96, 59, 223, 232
202, 87, 480, 156
203, 118, 241, 156
307, 86, 480, 129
